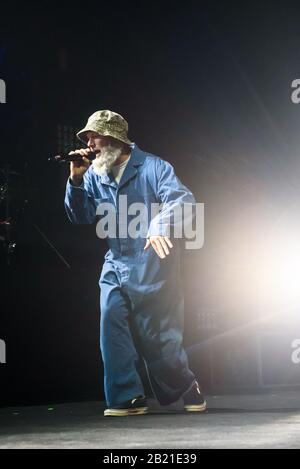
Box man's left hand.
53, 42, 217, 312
144, 236, 173, 259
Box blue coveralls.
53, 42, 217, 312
65, 144, 197, 407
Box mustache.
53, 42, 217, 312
91, 145, 122, 175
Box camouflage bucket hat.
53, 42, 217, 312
76, 110, 133, 145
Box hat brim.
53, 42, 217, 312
76, 127, 133, 146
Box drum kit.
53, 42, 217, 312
0, 161, 71, 269
0, 164, 26, 266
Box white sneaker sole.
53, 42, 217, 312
184, 401, 207, 412
104, 407, 149, 417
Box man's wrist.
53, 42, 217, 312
70, 176, 83, 187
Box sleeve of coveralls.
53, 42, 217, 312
147, 159, 196, 238
64, 170, 97, 224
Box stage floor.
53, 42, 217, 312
1, 391, 300, 449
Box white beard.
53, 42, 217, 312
92, 144, 123, 176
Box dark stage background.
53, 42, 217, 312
1, 1, 300, 406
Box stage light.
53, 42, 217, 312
255, 226, 300, 319
201, 207, 300, 327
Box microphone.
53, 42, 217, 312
48, 151, 97, 163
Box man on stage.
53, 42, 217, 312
64, 110, 206, 416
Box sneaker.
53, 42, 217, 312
183, 381, 207, 412
104, 396, 149, 417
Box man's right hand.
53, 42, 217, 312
69, 149, 92, 186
